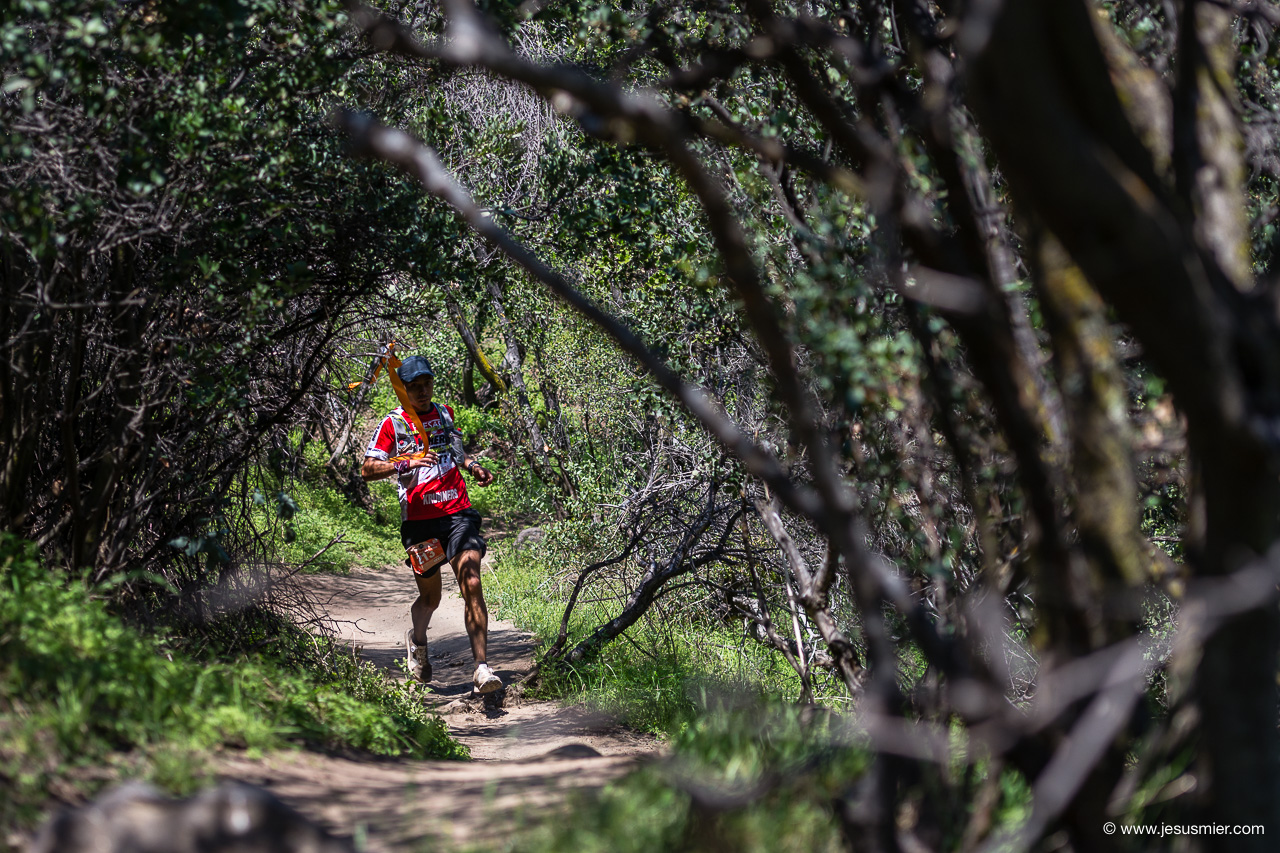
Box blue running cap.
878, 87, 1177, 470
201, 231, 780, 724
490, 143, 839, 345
397, 355, 435, 383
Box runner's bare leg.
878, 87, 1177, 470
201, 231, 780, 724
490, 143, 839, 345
411, 570, 443, 646
452, 549, 488, 663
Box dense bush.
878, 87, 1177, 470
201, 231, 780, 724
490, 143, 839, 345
0, 0, 443, 589
0, 534, 465, 828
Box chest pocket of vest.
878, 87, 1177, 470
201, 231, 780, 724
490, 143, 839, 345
390, 407, 456, 458
389, 412, 423, 456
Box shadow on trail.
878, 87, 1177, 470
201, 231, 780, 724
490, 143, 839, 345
218, 749, 639, 851
314, 562, 536, 702
316, 565, 408, 609
223, 556, 661, 851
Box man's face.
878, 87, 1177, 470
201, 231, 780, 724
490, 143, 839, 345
405, 375, 433, 413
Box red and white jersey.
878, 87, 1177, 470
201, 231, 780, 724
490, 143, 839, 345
365, 403, 471, 520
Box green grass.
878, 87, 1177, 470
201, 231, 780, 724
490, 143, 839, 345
248, 438, 406, 574
485, 525, 823, 734
277, 472, 405, 572
484, 539, 696, 732
482, 515, 1038, 853
0, 534, 465, 830
499, 698, 872, 853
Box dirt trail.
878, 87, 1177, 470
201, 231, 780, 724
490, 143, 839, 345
215, 555, 657, 852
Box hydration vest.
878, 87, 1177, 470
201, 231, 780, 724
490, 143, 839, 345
388, 403, 455, 459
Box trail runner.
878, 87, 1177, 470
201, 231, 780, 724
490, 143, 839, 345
361, 354, 502, 694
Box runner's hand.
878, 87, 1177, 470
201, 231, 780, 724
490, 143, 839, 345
410, 451, 440, 468
392, 451, 438, 475
469, 463, 494, 486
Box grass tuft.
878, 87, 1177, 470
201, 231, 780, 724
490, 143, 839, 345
504, 698, 870, 853
0, 534, 465, 830
485, 526, 814, 734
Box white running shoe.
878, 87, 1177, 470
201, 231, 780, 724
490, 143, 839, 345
473, 663, 502, 694
406, 628, 431, 683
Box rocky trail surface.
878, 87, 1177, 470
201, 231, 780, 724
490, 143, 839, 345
213, 553, 658, 852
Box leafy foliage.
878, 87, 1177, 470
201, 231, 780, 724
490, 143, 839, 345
330, 0, 1280, 847
0, 534, 464, 829
0, 0, 445, 588
505, 700, 882, 853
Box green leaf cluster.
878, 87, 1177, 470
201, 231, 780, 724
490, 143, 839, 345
0, 534, 464, 828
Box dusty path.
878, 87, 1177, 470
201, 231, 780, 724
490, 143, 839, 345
215, 555, 657, 852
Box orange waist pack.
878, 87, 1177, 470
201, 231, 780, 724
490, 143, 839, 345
407, 538, 447, 578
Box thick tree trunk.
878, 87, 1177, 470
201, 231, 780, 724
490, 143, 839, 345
967, 0, 1280, 842
1032, 234, 1154, 602
461, 351, 477, 407
1195, 428, 1280, 837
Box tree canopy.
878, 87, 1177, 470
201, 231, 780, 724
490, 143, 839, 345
6, 0, 1280, 849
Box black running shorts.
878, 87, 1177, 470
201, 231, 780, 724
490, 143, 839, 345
400, 508, 487, 564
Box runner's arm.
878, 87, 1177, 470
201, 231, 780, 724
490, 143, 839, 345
361, 453, 438, 482
361, 415, 440, 481
461, 454, 495, 486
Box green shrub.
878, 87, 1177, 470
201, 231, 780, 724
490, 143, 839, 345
486, 531, 810, 733
467, 456, 557, 523
0, 534, 465, 828
452, 403, 505, 445
504, 698, 871, 853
